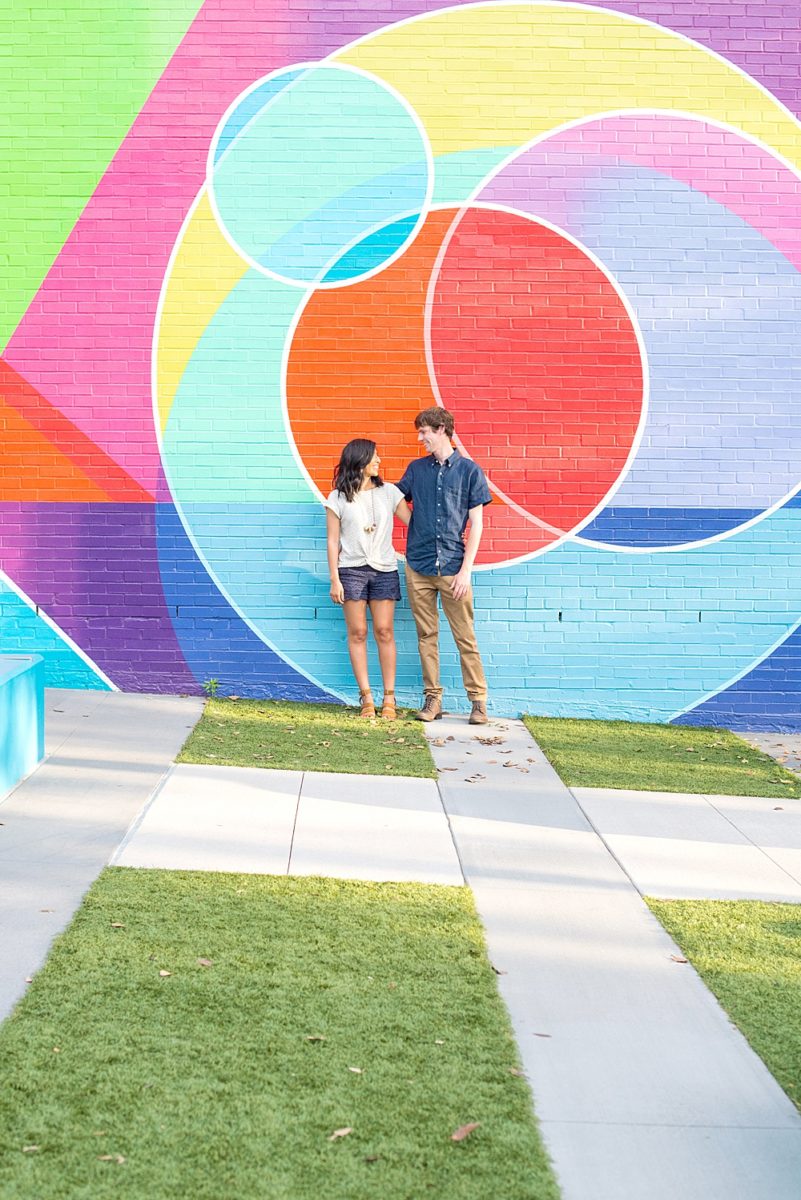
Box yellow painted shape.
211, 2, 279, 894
156, 190, 250, 430
335, 2, 801, 166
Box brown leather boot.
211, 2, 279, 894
468, 700, 488, 725
416, 695, 443, 722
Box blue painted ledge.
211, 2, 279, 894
0, 655, 44, 798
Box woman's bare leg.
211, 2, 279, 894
368, 599, 397, 695
343, 600, 371, 694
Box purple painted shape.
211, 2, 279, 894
0, 504, 198, 693
5, 0, 799, 499
480, 115, 801, 275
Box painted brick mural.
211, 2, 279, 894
2, 0, 800, 728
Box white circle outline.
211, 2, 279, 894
420, 198, 650, 571
205, 60, 434, 291
451, 106, 801, 555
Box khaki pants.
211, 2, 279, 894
405, 564, 487, 701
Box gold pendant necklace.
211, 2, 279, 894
363, 486, 376, 534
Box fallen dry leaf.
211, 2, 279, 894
365, 1154, 380, 1163
97, 1154, 126, 1164
434, 1039, 445, 1045
328, 1127, 353, 1142
197, 958, 213, 968
670, 954, 688, 964
450, 1122, 481, 1142
533, 1032, 552, 1039
40, 909, 54, 914
491, 965, 507, 975
431, 737, 446, 746
305, 1034, 326, 1042
509, 1067, 525, 1077
22, 1146, 39, 1153
52, 1047, 61, 1053
775, 806, 785, 811
110, 922, 125, 929
158, 970, 172, 978
347, 1067, 363, 1074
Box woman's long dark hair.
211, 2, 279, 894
333, 439, 384, 503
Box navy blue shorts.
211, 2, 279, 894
339, 566, 402, 603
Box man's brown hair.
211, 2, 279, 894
414, 406, 454, 439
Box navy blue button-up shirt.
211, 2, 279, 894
397, 449, 492, 576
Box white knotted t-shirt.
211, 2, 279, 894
324, 483, 403, 571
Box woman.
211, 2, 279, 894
325, 439, 410, 718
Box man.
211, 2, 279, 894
398, 406, 491, 725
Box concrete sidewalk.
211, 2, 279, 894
2, 692, 801, 1200
0, 688, 202, 1019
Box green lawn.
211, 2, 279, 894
524, 717, 801, 797
647, 899, 801, 1112
0, 869, 559, 1200
178, 698, 436, 778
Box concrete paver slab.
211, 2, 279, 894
739, 731, 801, 776
541, 1124, 801, 1200
290, 772, 462, 884
574, 787, 801, 900
113, 764, 301, 874
429, 716, 558, 792
473, 882, 798, 1129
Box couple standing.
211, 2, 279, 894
324, 406, 491, 725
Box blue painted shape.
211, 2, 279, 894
210, 64, 430, 284
0, 584, 108, 690
581, 507, 763, 547
174, 500, 801, 721
0, 655, 44, 796
214, 70, 305, 164
322, 214, 419, 282
155, 503, 338, 702
674, 622, 801, 732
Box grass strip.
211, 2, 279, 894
523, 717, 801, 797
0, 869, 558, 1200
647, 898, 801, 1111
178, 698, 436, 778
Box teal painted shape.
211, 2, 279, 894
210, 64, 430, 284
171, 503, 801, 719
163, 268, 311, 505
0, 585, 109, 690
432, 146, 518, 205
0, 655, 44, 796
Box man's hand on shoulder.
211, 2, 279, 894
450, 567, 471, 600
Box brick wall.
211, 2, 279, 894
1, 0, 800, 727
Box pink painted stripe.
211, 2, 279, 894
545, 115, 801, 274
4, 2, 316, 493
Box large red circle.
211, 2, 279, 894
429, 206, 644, 536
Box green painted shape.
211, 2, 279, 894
0, 0, 203, 349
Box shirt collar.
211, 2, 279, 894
429, 448, 461, 469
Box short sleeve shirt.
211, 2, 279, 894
397, 450, 491, 575
324, 483, 403, 572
